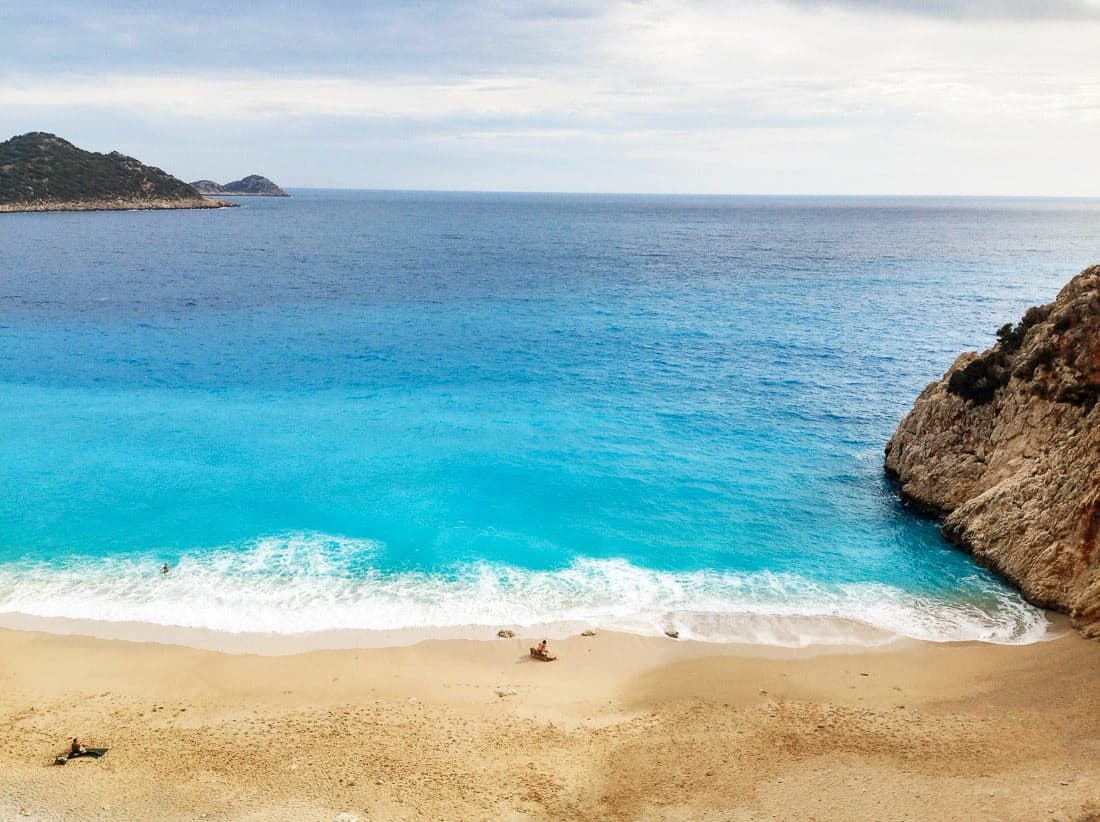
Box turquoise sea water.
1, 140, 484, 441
1, 192, 1097, 644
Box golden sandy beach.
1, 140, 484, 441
3, 625, 1100, 820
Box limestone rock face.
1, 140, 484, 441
885, 265, 1100, 636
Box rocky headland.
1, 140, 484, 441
886, 265, 1100, 636
191, 175, 289, 196
0, 132, 230, 213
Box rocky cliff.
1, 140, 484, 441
190, 175, 289, 196
0, 132, 228, 212
885, 265, 1100, 636
189, 180, 224, 195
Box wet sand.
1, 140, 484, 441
2, 625, 1099, 820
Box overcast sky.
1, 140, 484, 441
2, 0, 1098, 193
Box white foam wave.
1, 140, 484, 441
0, 533, 1049, 647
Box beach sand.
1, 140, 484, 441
2, 625, 1099, 820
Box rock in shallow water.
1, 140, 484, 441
885, 264, 1100, 637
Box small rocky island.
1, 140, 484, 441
0, 132, 230, 213
886, 265, 1100, 636
190, 175, 289, 197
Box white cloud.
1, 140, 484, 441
2, 0, 1098, 192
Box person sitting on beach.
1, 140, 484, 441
530, 639, 556, 661
70, 738, 85, 757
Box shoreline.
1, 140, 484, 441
0, 198, 235, 213
0, 612, 913, 656
3, 624, 1099, 819
0, 606, 1060, 656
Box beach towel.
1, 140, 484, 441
55, 747, 108, 764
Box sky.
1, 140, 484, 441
1, 0, 1099, 194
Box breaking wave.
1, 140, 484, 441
0, 533, 1049, 647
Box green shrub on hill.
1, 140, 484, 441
0, 132, 201, 205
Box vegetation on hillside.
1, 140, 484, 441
0, 132, 202, 205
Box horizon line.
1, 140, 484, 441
272, 187, 1100, 199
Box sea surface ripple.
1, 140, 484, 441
1, 192, 1097, 644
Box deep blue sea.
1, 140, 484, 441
1, 192, 1097, 645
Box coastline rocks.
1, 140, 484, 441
496, 629, 515, 639
885, 265, 1100, 636
191, 175, 289, 197
189, 180, 223, 194
0, 197, 231, 213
